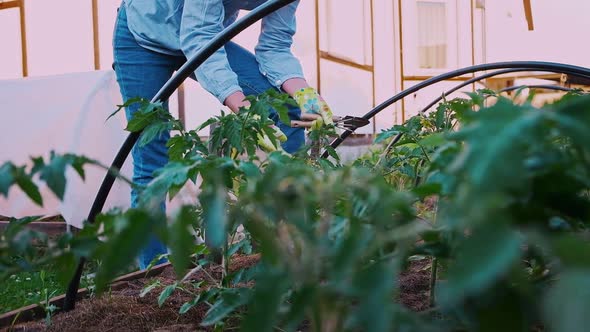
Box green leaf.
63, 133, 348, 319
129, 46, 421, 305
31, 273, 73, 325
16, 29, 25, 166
544, 269, 590, 332
140, 161, 196, 206
158, 283, 177, 307
30, 156, 45, 175
418, 132, 446, 147
68, 154, 91, 180
107, 97, 144, 122
40, 154, 68, 200
139, 122, 170, 147
0, 162, 15, 197
201, 183, 228, 249
169, 206, 198, 278
167, 135, 190, 161
15, 167, 43, 206
450, 100, 540, 191
94, 209, 155, 293
238, 161, 261, 179
273, 103, 291, 126
54, 252, 78, 287
179, 295, 201, 314
350, 261, 396, 332
126, 111, 158, 132
201, 289, 251, 326
140, 280, 161, 298
412, 183, 442, 198
324, 145, 340, 162
551, 235, 590, 268
241, 269, 287, 332
196, 117, 220, 132
439, 223, 521, 305
243, 218, 280, 265
280, 286, 316, 331
374, 129, 400, 144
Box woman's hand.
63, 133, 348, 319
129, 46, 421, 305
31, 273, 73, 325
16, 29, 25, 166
292, 87, 334, 129
282, 78, 335, 129
224, 91, 250, 113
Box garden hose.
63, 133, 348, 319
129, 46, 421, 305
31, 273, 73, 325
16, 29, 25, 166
321, 61, 590, 158
419, 69, 590, 116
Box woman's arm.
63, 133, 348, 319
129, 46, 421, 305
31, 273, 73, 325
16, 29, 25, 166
180, 0, 244, 112
255, 1, 305, 91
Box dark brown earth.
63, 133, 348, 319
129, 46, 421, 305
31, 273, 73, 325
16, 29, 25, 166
5, 255, 432, 332
398, 259, 432, 312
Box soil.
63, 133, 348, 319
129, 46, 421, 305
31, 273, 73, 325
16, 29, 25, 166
398, 259, 432, 312
5, 256, 432, 332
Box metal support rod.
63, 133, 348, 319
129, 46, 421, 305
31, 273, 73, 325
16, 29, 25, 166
64, 0, 298, 311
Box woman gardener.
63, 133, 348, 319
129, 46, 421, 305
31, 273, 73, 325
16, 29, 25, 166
113, 0, 335, 269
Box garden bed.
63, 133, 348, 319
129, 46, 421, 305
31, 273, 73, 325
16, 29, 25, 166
0, 215, 67, 238
4, 256, 432, 332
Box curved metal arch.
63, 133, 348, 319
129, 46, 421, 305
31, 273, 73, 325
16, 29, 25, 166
322, 61, 590, 157
418, 69, 590, 116
418, 68, 527, 115
64, 0, 298, 311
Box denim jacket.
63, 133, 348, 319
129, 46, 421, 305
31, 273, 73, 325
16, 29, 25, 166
123, 0, 304, 103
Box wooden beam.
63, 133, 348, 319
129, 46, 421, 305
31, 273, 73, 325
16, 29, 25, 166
523, 0, 534, 31
19, 0, 28, 77
92, 0, 100, 69
0, 0, 19, 10
1, 1, 27, 76
319, 51, 374, 72
314, 0, 321, 92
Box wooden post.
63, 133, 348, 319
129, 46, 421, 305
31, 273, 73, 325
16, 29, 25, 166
523, 0, 534, 31
0, 0, 29, 76
19, 0, 28, 77
177, 83, 186, 128
92, 0, 100, 69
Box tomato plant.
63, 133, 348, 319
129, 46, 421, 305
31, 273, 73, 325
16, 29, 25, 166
1, 89, 589, 331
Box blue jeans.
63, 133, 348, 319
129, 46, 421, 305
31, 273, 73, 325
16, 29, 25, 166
113, 6, 304, 269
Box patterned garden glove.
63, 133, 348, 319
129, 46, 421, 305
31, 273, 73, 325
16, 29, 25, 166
293, 87, 334, 128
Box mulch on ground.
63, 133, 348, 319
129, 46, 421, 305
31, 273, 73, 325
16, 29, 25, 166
5, 255, 432, 332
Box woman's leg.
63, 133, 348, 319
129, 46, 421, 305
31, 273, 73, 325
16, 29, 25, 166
223, 42, 305, 153
113, 5, 184, 269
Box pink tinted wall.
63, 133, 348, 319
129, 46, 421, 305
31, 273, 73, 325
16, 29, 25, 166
484, 0, 590, 66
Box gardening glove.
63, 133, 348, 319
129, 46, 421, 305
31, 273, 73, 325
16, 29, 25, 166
292, 87, 334, 129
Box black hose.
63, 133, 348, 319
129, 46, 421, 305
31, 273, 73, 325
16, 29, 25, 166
419, 70, 590, 115
63, 0, 297, 311
322, 61, 590, 158
417, 68, 527, 115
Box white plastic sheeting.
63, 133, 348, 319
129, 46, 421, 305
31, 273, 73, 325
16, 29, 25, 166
0, 70, 199, 228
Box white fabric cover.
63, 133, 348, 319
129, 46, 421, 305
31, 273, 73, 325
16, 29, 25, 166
0, 70, 198, 228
